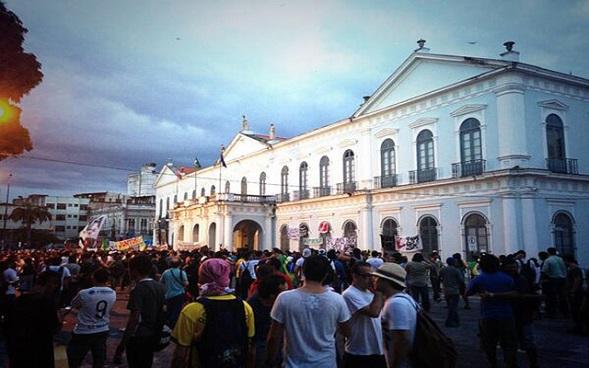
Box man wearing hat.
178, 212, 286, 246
372, 263, 417, 368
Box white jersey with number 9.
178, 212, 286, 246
71, 286, 117, 334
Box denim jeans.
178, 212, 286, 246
67, 331, 109, 368
409, 285, 430, 312
445, 294, 460, 327
479, 319, 518, 368
165, 293, 185, 328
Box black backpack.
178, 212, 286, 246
195, 297, 248, 368
395, 294, 457, 368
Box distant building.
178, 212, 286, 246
127, 162, 158, 196
88, 195, 155, 242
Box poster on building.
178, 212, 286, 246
79, 215, 108, 248
327, 236, 357, 253
287, 227, 300, 240
395, 235, 420, 252
303, 238, 323, 246
115, 236, 146, 252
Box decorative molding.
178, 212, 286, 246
457, 199, 493, 207
537, 99, 569, 111
409, 117, 438, 129
374, 128, 399, 138
414, 203, 443, 211
337, 138, 358, 148
313, 146, 331, 155
450, 104, 488, 117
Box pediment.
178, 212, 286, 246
537, 99, 569, 111
450, 104, 488, 117
374, 128, 399, 138
154, 165, 179, 188
409, 117, 438, 129
222, 133, 269, 163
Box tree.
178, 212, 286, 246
9, 202, 52, 247
0, 1, 43, 160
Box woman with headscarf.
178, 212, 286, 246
170, 258, 256, 368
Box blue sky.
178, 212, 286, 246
2, 0, 589, 198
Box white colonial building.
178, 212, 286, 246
155, 41, 589, 264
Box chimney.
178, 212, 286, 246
414, 38, 430, 53
269, 123, 276, 140
500, 41, 519, 62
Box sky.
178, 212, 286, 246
2, 0, 589, 199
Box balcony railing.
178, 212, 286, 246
215, 193, 276, 204
452, 159, 486, 178
276, 193, 290, 203
409, 168, 437, 184
336, 181, 357, 194
374, 174, 398, 189
546, 158, 578, 175
313, 186, 332, 197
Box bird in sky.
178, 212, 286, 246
467, 41, 477, 45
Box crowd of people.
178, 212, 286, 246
0, 243, 587, 367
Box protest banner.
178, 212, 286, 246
79, 215, 107, 248
115, 236, 145, 252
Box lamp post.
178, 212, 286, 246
193, 155, 201, 200
1, 173, 13, 246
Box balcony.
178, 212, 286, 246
452, 159, 486, 178
409, 168, 437, 184
374, 174, 398, 189
215, 193, 276, 204
296, 189, 310, 200
336, 181, 357, 194
313, 186, 332, 197
546, 158, 578, 175
276, 193, 290, 203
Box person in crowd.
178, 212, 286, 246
404, 253, 432, 312
19, 257, 35, 292
453, 252, 471, 309
5, 270, 62, 368
341, 261, 385, 367
466, 254, 517, 368
239, 251, 260, 299
439, 257, 465, 327
372, 262, 417, 368
2, 258, 19, 308
327, 249, 347, 293
366, 250, 384, 271
248, 274, 288, 367
429, 251, 443, 303
267, 255, 351, 367
294, 247, 312, 286
67, 268, 117, 368
541, 247, 569, 318
114, 254, 166, 368
565, 255, 584, 334
171, 258, 255, 368
160, 256, 189, 328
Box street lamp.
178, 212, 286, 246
193, 155, 201, 200
1, 173, 13, 246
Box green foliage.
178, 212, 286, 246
8, 202, 52, 246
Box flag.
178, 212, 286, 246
79, 215, 107, 248
219, 145, 227, 168
193, 156, 201, 169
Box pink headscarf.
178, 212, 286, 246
199, 258, 231, 296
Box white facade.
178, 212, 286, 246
155, 43, 589, 265
128, 163, 158, 196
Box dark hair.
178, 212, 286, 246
326, 249, 337, 260
538, 251, 549, 261
516, 250, 526, 257
258, 274, 287, 299
37, 270, 61, 287
563, 255, 577, 264
371, 250, 379, 257
446, 257, 456, 266
255, 264, 275, 280
350, 261, 371, 274
412, 253, 424, 262
302, 255, 331, 282
93, 268, 110, 283
129, 254, 153, 276
264, 257, 281, 271
547, 247, 557, 255
452, 253, 463, 260
479, 254, 499, 273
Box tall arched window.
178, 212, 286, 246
173, 194, 178, 203
419, 216, 438, 254
298, 223, 309, 251
382, 218, 398, 237
343, 221, 358, 247
193, 224, 200, 243
464, 213, 488, 260
319, 156, 330, 196
225, 180, 230, 193
210, 185, 216, 195
159, 198, 163, 218
553, 212, 575, 256
177, 225, 184, 242
165, 197, 170, 215
281, 166, 289, 201
460, 118, 483, 176
280, 225, 289, 251
546, 114, 566, 173
380, 139, 396, 187
241, 177, 247, 195
200, 187, 206, 197
299, 162, 308, 199
343, 150, 355, 186
259, 172, 266, 195
192, 189, 196, 199
416, 130, 435, 182
183, 192, 188, 201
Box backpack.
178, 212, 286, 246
239, 262, 254, 299
395, 294, 457, 368
195, 297, 248, 368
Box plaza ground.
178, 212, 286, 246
56, 290, 589, 368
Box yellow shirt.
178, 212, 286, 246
171, 294, 255, 367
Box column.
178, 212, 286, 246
264, 215, 273, 251
521, 197, 539, 257
223, 213, 233, 251
502, 197, 519, 254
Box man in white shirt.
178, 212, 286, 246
342, 261, 385, 367
366, 250, 384, 271
372, 263, 417, 368
67, 268, 116, 368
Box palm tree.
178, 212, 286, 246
8, 202, 52, 247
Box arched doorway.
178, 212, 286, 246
177, 225, 185, 242
233, 220, 263, 250
553, 212, 575, 256
419, 216, 439, 255
463, 213, 488, 260
193, 224, 200, 243
280, 225, 289, 251
343, 220, 358, 248
381, 218, 398, 251
208, 223, 216, 249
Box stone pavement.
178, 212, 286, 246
56, 290, 589, 368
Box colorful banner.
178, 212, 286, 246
287, 227, 300, 240
303, 238, 323, 246
115, 236, 146, 252
326, 236, 357, 252
79, 215, 108, 248
395, 235, 420, 252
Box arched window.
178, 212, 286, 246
173, 194, 178, 204
380, 139, 396, 187
280, 225, 289, 251
382, 218, 398, 237
416, 130, 435, 182
201, 187, 206, 197
165, 197, 170, 214
459, 118, 483, 176
319, 156, 330, 196
419, 216, 438, 254
192, 189, 196, 199
546, 114, 566, 173
225, 180, 230, 193
241, 177, 247, 195
159, 198, 163, 218
178, 225, 184, 242
281, 166, 289, 201
464, 213, 488, 260
343, 150, 355, 185
343, 221, 358, 247
553, 212, 575, 256
210, 185, 216, 195
193, 224, 200, 243
299, 162, 308, 199
259, 172, 266, 195
183, 192, 188, 201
